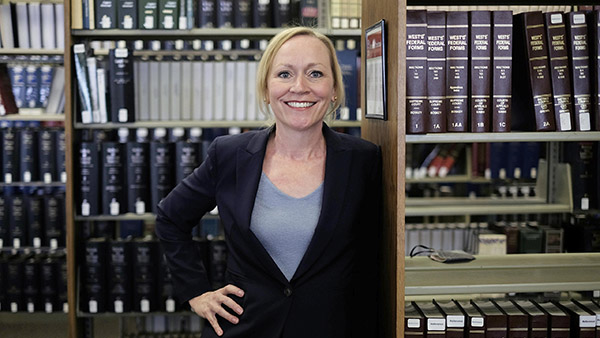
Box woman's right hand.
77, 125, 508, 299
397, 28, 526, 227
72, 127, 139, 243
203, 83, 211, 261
189, 284, 245, 337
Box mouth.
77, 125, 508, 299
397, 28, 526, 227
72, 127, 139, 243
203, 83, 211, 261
285, 101, 316, 108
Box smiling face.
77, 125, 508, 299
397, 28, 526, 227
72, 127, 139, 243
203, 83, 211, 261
267, 35, 336, 132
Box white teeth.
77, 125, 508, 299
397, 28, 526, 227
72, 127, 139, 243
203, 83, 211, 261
287, 101, 315, 108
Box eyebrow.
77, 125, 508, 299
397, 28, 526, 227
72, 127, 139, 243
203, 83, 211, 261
275, 62, 326, 69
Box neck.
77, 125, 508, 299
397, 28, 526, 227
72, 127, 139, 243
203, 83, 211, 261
270, 124, 326, 160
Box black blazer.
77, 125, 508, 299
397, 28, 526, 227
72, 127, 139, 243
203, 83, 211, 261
156, 124, 382, 338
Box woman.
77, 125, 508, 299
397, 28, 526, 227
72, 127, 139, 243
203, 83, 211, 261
155, 26, 381, 338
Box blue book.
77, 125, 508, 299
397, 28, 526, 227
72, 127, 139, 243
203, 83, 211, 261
335, 47, 359, 120
8, 65, 26, 108
489, 142, 508, 180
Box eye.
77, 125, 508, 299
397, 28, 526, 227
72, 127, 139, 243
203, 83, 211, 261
277, 71, 291, 79
309, 70, 323, 78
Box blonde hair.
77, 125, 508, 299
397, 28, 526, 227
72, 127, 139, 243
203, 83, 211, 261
256, 27, 345, 121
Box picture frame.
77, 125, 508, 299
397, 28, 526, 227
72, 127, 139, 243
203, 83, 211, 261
364, 19, 387, 120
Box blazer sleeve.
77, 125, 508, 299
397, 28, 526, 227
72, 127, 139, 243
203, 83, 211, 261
155, 137, 220, 304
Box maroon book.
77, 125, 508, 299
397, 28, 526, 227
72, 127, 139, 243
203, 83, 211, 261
407, 9, 429, 134
566, 11, 593, 131
426, 11, 447, 133
491, 10, 513, 132
446, 11, 469, 132
470, 11, 492, 132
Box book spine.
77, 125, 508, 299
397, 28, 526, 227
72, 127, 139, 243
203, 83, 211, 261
23, 255, 40, 312
217, 0, 234, 27
2, 126, 18, 183
8, 65, 26, 109
491, 10, 513, 132
426, 11, 447, 133
55, 129, 66, 183
133, 239, 159, 312
24, 65, 40, 109
591, 10, 600, 131
273, 0, 292, 27
25, 189, 44, 248
96, 0, 118, 28
158, 0, 178, 29
0, 65, 18, 115
138, 0, 158, 28
79, 142, 100, 216
108, 240, 133, 313
158, 248, 177, 312
445, 11, 469, 132
109, 48, 136, 123
0, 191, 7, 248
566, 12, 592, 131
233, 0, 251, 28
198, 0, 216, 28
406, 10, 428, 134
18, 125, 38, 183
6, 255, 24, 312
44, 191, 65, 249
545, 12, 575, 131
470, 11, 492, 132
40, 255, 58, 312
175, 140, 201, 184
253, 0, 271, 28
169, 59, 182, 120
39, 65, 53, 108
563, 141, 597, 211
125, 141, 150, 214
83, 239, 108, 313
159, 57, 171, 121
7, 190, 26, 249
27, 3, 42, 49
86, 57, 101, 123
149, 141, 174, 214
299, 0, 317, 27
73, 44, 93, 124
101, 142, 125, 216
118, 0, 137, 29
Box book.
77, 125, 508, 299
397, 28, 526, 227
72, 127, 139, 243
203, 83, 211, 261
406, 10, 428, 134
7, 189, 26, 248
534, 301, 570, 338
191, 59, 203, 120
158, 0, 178, 29
445, 11, 469, 132
55, 128, 66, 183
403, 301, 426, 335
95, 0, 117, 28
86, 57, 101, 123
83, 238, 108, 313
175, 130, 202, 184
45, 66, 65, 114
149, 56, 160, 120
472, 299, 508, 337
124, 129, 150, 215
158, 247, 177, 312
273, 0, 293, 27
159, 55, 171, 121
1, 123, 18, 184
39, 253, 59, 312
139, 0, 158, 28
544, 12, 575, 131
73, 44, 93, 124
566, 12, 593, 131
18, 123, 38, 183
22, 253, 40, 312
108, 239, 133, 313
54, 4, 65, 49
101, 142, 124, 216
589, 10, 600, 131
518, 224, 543, 253
118, 0, 137, 29
425, 11, 446, 133
0, 65, 18, 115
563, 141, 597, 211
454, 300, 485, 338
253, 0, 271, 27
224, 58, 236, 121
44, 190, 65, 249
24, 65, 40, 109
299, 0, 317, 26
0, 191, 7, 248
492, 299, 528, 337
208, 239, 227, 288
198, 0, 217, 27
15, 3, 30, 49
491, 10, 513, 132
5, 251, 25, 312
233, 0, 251, 27
8, 64, 26, 108
470, 10, 492, 132
512, 11, 556, 131
512, 300, 548, 338
217, 0, 234, 28
434, 300, 465, 338
24, 188, 43, 248
0, 3, 17, 48
109, 47, 136, 123
27, 2, 42, 49
38, 65, 53, 108
556, 300, 596, 338
133, 238, 160, 312
40, 3, 56, 49
202, 60, 215, 120
180, 57, 192, 120
149, 130, 174, 214
573, 299, 600, 334
234, 59, 248, 121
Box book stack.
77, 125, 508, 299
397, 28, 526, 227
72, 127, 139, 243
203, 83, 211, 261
0, 1, 65, 50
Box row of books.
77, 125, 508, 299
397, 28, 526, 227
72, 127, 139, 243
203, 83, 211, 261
82, 236, 227, 313
0, 248, 68, 313
76, 127, 232, 216
407, 5, 577, 13
0, 187, 66, 250
0, 64, 65, 115
329, 0, 360, 29
405, 298, 600, 337
0, 121, 66, 184
0, 2, 65, 50
72, 0, 322, 30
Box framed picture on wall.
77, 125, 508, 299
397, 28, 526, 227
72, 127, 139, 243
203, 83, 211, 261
365, 19, 387, 120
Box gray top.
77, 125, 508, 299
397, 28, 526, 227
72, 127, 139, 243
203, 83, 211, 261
250, 172, 323, 281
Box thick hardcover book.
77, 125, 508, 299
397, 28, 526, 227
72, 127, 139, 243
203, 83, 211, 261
556, 300, 596, 338
445, 11, 469, 132
15, 3, 30, 49
39, 65, 53, 108
95, 0, 117, 28
233, 0, 251, 27
544, 12, 575, 131
590, 10, 600, 131
138, 0, 158, 28
84, 238, 108, 313
472, 299, 508, 338
273, 0, 292, 27
5, 252, 25, 312
73, 44, 93, 124
27, 3, 42, 49
434, 300, 465, 338
455, 300, 485, 338
0, 190, 7, 248
489, 222, 519, 254
492, 300, 528, 338
563, 141, 597, 211
252, 0, 271, 27
512, 300, 548, 338
7, 190, 26, 249
55, 128, 66, 183
158, 0, 178, 29
336, 47, 360, 121
118, 0, 137, 29
1, 124, 18, 184
0, 251, 5, 310
108, 239, 133, 313
8, 64, 26, 109
518, 225, 543, 253
149, 57, 160, 120
125, 138, 150, 214
133, 238, 160, 312
217, 0, 234, 27
24, 189, 44, 248
404, 298, 425, 336
109, 48, 135, 123
426, 11, 447, 133
159, 57, 171, 121
0, 65, 18, 115
23, 254, 40, 312
101, 142, 125, 216
44, 191, 65, 249
208, 239, 227, 288
38, 129, 56, 184
414, 301, 447, 336
534, 301, 570, 338
198, 0, 217, 27
158, 247, 177, 312
18, 125, 38, 183
566, 12, 593, 131
470, 11, 493, 132
40, 254, 58, 312
512, 12, 556, 131
299, 0, 317, 26
491, 11, 513, 132
202, 60, 215, 121
169, 58, 182, 120
24, 65, 40, 109
180, 58, 193, 120
175, 137, 202, 184
406, 10, 428, 134
149, 139, 175, 214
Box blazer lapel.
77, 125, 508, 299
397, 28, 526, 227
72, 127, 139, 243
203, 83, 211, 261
292, 124, 352, 281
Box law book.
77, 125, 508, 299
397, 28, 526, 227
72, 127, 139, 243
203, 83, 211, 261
95, 0, 117, 28
492, 299, 528, 338
299, 0, 317, 26
512, 300, 548, 338
534, 301, 570, 338
39, 253, 58, 312
0, 192, 6, 249
73, 44, 93, 124
180, 56, 193, 120
472, 299, 508, 337
124, 130, 150, 215
45, 66, 65, 115
175, 130, 202, 184
45, 190, 65, 249
22, 253, 40, 312
454, 300, 485, 338
24, 65, 40, 109
8, 64, 26, 109
406, 10, 428, 134
5, 252, 25, 312
216, 0, 234, 27
434, 300, 465, 338
136, 57, 150, 121
40, 3, 56, 49
158, 246, 177, 312
149, 56, 161, 120
101, 142, 124, 216
55, 128, 66, 183
15, 3, 30, 49
556, 300, 596, 338
133, 238, 160, 312
118, 0, 137, 29
405, 301, 426, 336
18, 123, 38, 183
83, 238, 108, 313
158, 0, 178, 29
27, 2, 42, 49
544, 12, 575, 131
159, 56, 171, 121
7, 189, 26, 249
445, 11, 469, 132
95, 66, 108, 123
565, 12, 593, 131
108, 239, 133, 313
1, 123, 18, 184
233, 0, 251, 27
470, 10, 492, 132
86, 57, 101, 123
589, 10, 600, 131
491, 11, 513, 132
84, 0, 96, 29
138, 0, 158, 28
191, 59, 203, 121
0, 3, 17, 49
0, 65, 18, 116
252, 0, 271, 27
489, 221, 519, 254
234, 59, 248, 121
24, 188, 43, 248
38, 65, 53, 109
224, 58, 236, 121
246, 60, 259, 121
573, 299, 600, 334
55, 249, 68, 312
198, 0, 217, 27
149, 130, 174, 214
512, 11, 556, 131
202, 60, 215, 120
425, 11, 446, 133
563, 141, 597, 211
273, 0, 293, 27
109, 47, 136, 123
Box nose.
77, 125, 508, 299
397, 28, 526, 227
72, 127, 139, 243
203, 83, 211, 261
290, 75, 309, 93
